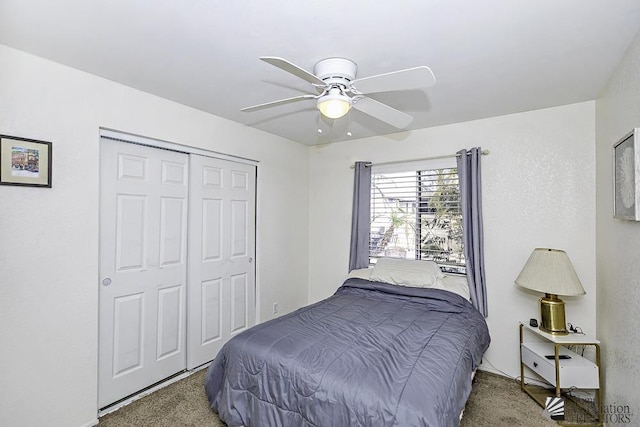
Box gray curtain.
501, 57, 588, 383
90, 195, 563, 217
349, 162, 372, 271
457, 148, 488, 317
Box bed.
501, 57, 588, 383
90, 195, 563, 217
205, 259, 490, 427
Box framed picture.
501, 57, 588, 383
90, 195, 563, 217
0, 135, 52, 188
614, 128, 640, 220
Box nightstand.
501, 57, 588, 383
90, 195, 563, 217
519, 322, 602, 426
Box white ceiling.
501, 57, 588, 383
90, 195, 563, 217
1, 0, 640, 146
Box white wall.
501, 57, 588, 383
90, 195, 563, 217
596, 28, 640, 419
308, 101, 596, 377
0, 44, 309, 427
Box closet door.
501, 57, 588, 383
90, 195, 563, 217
187, 154, 256, 369
98, 139, 188, 408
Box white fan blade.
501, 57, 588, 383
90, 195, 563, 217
352, 97, 414, 129
351, 66, 436, 94
260, 57, 326, 86
241, 95, 316, 112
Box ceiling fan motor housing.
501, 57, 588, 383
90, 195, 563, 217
313, 58, 357, 87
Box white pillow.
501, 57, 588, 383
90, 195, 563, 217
346, 268, 373, 280
441, 274, 471, 301
369, 258, 445, 288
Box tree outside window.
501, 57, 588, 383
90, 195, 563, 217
370, 168, 465, 273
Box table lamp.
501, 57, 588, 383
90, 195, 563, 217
515, 248, 585, 335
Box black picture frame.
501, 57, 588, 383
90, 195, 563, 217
0, 135, 52, 188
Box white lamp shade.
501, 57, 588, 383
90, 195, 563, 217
515, 248, 585, 296
317, 89, 351, 119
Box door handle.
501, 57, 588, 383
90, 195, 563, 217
102, 278, 112, 286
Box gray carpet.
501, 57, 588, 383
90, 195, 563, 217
99, 370, 558, 426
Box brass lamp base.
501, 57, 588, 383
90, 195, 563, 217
539, 294, 568, 335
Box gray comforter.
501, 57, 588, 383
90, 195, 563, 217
205, 278, 490, 427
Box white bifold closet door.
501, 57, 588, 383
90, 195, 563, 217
99, 139, 256, 409
98, 140, 189, 408
187, 154, 256, 369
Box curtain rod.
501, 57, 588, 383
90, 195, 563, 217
350, 149, 489, 169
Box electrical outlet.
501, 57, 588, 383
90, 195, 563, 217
272, 302, 279, 314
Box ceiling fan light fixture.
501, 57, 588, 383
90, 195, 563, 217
317, 88, 351, 119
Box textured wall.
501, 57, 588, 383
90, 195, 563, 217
308, 101, 596, 378
596, 28, 640, 422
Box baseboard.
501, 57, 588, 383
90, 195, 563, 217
477, 364, 511, 378
477, 365, 551, 389
79, 418, 99, 427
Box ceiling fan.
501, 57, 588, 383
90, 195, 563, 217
241, 57, 436, 129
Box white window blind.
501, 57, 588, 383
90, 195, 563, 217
369, 159, 465, 274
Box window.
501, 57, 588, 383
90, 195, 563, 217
369, 159, 465, 274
